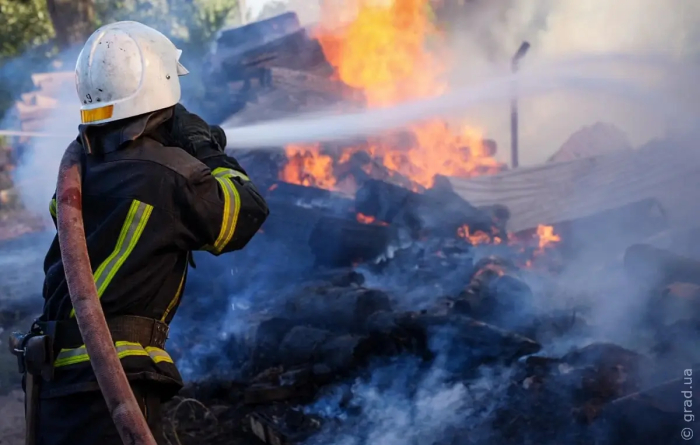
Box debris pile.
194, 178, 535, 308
163, 236, 700, 445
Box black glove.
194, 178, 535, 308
209, 125, 227, 151
167, 104, 223, 156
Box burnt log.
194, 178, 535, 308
520, 310, 590, 343
454, 256, 535, 331
207, 12, 322, 78
648, 282, 700, 328
284, 286, 392, 332
265, 182, 354, 213
269, 67, 363, 101
202, 12, 332, 121
366, 311, 541, 370
260, 201, 327, 245
624, 244, 700, 290
651, 318, 700, 372
355, 179, 496, 238
398, 313, 541, 368
596, 374, 699, 445
495, 343, 650, 444
308, 215, 397, 267
278, 326, 333, 366
561, 343, 653, 405
268, 326, 379, 374
246, 405, 322, 445
307, 269, 366, 287
331, 148, 418, 192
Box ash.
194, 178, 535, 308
161, 150, 696, 445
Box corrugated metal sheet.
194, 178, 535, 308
447, 142, 700, 232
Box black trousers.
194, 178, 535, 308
35, 384, 165, 445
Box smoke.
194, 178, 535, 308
443, 0, 700, 164
305, 358, 512, 445
13, 89, 79, 226
219, 0, 700, 167
222, 57, 699, 149
0, 52, 79, 228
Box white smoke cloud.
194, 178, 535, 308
446, 0, 700, 165
11, 78, 79, 226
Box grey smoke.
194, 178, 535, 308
221, 54, 700, 150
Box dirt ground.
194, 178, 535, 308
0, 231, 48, 445
0, 390, 24, 445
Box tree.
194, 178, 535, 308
0, 0, 238, 121
0, 0, 54, 58
46, 0, 96, 49
0, 0, 55, 119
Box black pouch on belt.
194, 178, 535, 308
8, 328, 56, 381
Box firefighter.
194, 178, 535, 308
17, 21, 269, 444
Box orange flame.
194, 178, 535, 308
280, 144, 336, 189
357, 212, 389, 226
457, 225, 493, 246
459, 224, 561, 267
280, 0, 505, 190
535, 224, 561, 251
357, 213, 376, 224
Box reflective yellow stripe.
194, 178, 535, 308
161, 265, 187, 322
49, 198, 57, 218
145, 347, 173, 364
69, 200, 153, 318
81, 105, 114, 123
54, 341, 174, 368
205, 173, 241, 254
212, 167, 249, 182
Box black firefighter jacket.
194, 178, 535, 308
39, 108, 269, 398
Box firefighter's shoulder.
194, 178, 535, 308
115, 139, 208, 181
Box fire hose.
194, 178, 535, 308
55, 141, 156, 445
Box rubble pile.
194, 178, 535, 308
153, 163, 698, 445
161, 232, 700, 445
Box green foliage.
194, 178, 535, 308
0, 0, 54, 59
94, 0, 239, 102
95, 0, 238, 50
0, 0, 239, 121
0, 0, 57, 118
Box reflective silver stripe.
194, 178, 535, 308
69, 200, 153, 318
145, 347, 173, 363
116, 344, 149, 357
54, 342, 173, 367
94, 200, 153, 296
210, 176, 241, 253
56, 346, 87, 361
214, 168, 249, 182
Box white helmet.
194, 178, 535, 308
75, 21, 189, 125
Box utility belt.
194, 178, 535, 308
8, 315, 170, 380
8, 316, 169, 445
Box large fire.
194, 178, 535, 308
280, 0, 504, 192
277, 0, 562, 265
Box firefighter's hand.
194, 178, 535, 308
209, 125, 227, 151
167, 104, 216, 156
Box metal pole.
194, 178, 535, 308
239, 0, 248, 24
510, 41, 530, 169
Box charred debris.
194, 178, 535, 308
0, 11, 685, 445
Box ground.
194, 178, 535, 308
0, 230, 49, 444
0, 390, 24, 445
